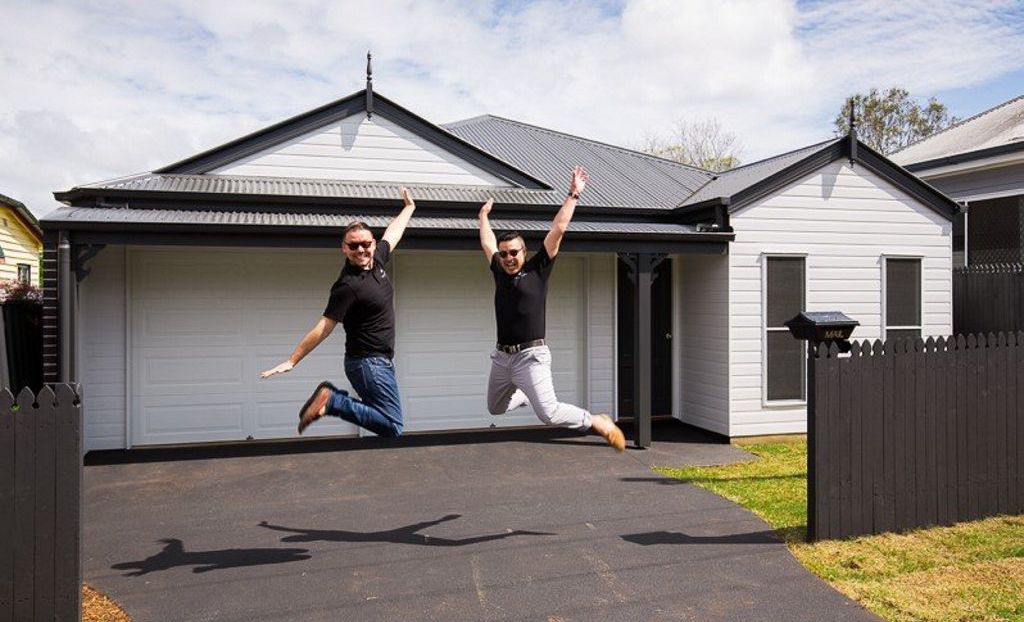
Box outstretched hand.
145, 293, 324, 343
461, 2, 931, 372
260, 360, 294, 379
569, 166, 589, 196
400, 187, 415, 208
479, 198, 494, 219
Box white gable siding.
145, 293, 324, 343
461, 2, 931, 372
211, 115, 506, 186
677, 253, 730, 434
79, 246, 127, 451
729, 161, 953, 436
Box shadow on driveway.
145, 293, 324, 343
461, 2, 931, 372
111, 538, 311, 576
258, 514, 554, 547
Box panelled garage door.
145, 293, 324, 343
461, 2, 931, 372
394, 252, 585, 432
130, 248, 586, 446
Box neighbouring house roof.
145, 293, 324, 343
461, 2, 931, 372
0, 192, 43, 241
892, 95, 1024, 170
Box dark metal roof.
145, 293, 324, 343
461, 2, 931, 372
681, 139, 842, 206
64, 174, 572, 206
40, 205, 730, 238
444, 115, 713, 208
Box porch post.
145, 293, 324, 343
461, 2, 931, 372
633, 253, 654, 449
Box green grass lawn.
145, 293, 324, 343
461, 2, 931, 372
658, 441, 1024, 622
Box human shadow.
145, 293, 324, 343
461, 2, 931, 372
621, 529, 781, 546
111, 538, 312, 576
258, 514, 554, 547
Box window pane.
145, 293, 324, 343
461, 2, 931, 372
17, 264, 30, 283
886, 259, 920, 328
886, 328, 921, 342
767, 257, 805, 327
767, 331, 805, 401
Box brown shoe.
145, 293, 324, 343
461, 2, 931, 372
595, 414, 626, 452
298, 382, 334, 434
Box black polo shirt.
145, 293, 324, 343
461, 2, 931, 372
490, 246, 556, 345
323, 240, 395, 359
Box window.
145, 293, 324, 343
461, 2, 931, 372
0, 243, 5, 264
765, 256, 805, 402
884, 257, 921, 341
17, 263, 31, 283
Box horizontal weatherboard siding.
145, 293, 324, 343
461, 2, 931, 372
213, 115, 506, 186
728, 160, 952, 437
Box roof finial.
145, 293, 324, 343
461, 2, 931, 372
848, 97, 858, 165
366, 51, 374, 119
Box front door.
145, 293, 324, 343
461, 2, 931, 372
617, 257, 673, 417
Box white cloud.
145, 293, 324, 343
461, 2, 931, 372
2, 0, 1023, 216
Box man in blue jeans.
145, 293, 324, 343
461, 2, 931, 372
260, 188, 415, 437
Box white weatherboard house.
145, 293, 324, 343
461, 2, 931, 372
40, 86, 958, 451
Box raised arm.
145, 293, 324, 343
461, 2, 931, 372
381, 187, 417, 249
543, 166, 588, 258
260, 316, 337, 378
478, 199, 498, 262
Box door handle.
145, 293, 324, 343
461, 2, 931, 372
665, 333, 672, 340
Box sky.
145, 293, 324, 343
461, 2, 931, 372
3, 0, 1024, 217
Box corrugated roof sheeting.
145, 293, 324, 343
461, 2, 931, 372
443, 116, 713, 207
41, 206, 708, 235
893, 95, 1024, 165
681, 139, 841, 206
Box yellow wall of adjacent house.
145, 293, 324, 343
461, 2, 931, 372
0, 206, 42, 287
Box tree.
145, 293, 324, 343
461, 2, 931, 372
834, 87, 958, 155
638, 118, 743, 172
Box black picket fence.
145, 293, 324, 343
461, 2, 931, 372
1, 302, 43, 392
0, 384, 82, 621
953, 264, 1024, 334
808, 334, 1024, 541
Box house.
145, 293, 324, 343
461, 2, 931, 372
0, 193, 42, 287
39, 82, 957, 451
893, 94, 1024, 267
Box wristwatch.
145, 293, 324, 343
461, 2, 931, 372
568, 191, 580, 200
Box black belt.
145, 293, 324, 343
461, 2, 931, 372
496, 339, 545, 354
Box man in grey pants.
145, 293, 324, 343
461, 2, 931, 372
478, 166, 625, 451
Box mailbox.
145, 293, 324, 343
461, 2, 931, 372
785, 311, 859, 352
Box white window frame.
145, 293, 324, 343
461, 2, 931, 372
17, 263, 30, 283
761, 253, 808, 408
881, 255, 923, 340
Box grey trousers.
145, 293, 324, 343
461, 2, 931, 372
487, 345, 592, 430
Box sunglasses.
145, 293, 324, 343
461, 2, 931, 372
499, 248, 523, 258
345, 240, 374, 251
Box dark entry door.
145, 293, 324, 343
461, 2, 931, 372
617, 257, 673, 417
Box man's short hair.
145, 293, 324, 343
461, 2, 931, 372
343, 221, 373, 239
496, 231, 524, 245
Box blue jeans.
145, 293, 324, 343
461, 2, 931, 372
327, 356, 404, 438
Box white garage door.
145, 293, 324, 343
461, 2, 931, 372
130, 248, 359, 446
130, 248, 587, 446
394, 252, 586, 432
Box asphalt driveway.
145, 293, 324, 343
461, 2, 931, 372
84, 422, 879, 621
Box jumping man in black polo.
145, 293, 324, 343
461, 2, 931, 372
261, 188, 416, 437
479, 166, 625, 451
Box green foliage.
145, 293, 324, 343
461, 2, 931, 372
835, 87, 958, 155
